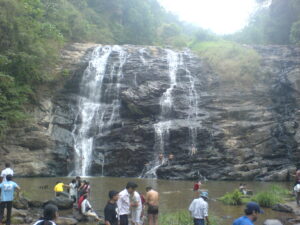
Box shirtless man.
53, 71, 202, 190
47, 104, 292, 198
145, 187, 159, 225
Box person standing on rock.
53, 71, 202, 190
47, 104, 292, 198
189, 191, 210, 225
232, 202, 264, 225
69, 179, 77, 203
33, 204, 58, 225
0, 175, 20, 225
117, 181, 138, 225
0, 163, 13, 183
104, 190, 119, 225
145, 187, 159, 225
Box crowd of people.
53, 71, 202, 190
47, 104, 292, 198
1, 162, 300, 225
53, 177, 160, 225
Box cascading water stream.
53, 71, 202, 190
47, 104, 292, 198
71, 45, 127, 176
181, 51, 199, 154
142, 49, 179, 178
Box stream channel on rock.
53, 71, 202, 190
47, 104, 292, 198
17, 177, 295, 225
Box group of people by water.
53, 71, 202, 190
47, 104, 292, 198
1, 162, 300, 225
53, 178, 159, 225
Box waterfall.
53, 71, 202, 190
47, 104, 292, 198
142, 49, 179, 178
182, 51, 199, 155
71, 45, 127, 176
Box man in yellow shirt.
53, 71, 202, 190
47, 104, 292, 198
54, 181, 69, 197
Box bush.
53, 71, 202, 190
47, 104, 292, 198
251, 185, 289, 207
219, 189, 243, 205
159, 210, 221, 225
191, 41, 262, 87
251, 191, 282, 207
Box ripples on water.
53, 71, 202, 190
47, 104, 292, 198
16, 177, 294, 225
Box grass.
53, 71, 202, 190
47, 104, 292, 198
251, 185, 290, 207
219, 189, 243, 205
191, 41, 262, 87
219, 185, 290, 208
159, 210, 221, 225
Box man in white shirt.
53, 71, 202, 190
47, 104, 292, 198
117, 181, 138, 225
0, 163, 13, 183
188, 191, 210, 225
130, 191, 142, 225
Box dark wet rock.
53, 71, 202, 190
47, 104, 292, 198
45, 196, 73, 210
272, 203, 293, 213
28, 200, 44, 208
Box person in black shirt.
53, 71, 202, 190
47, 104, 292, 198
104, 190, 119, 225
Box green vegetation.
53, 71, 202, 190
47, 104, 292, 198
219, 185, 290, 208
219, 189, 243, 205
251, 185, 290, 207
0, 0, 198, 134
1, 0, 300, 134
191, 41, 262, 86
159, 210, 221, 225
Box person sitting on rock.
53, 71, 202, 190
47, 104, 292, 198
33, 204, 58, 225
81, 193, 102, 222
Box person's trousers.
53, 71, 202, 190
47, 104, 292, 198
120, 214, 129, 225
194, 218, 205, 225
297, 192, 300, 205
0, 201, 13, 225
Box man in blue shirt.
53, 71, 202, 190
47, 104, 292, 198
0, 175, 20, 225
232, 202, 264, 225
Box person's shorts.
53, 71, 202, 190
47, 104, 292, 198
131, 209, 142, 223
147, 205, 159, 215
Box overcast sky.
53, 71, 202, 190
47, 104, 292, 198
158, 0, 260, 34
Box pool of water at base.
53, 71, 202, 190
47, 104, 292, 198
16, 177, 295, 225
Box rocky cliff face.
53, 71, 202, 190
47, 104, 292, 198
2, 43, 300, 181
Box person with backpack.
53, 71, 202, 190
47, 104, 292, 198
33, 204, 58, 225
0, 175, 20, 225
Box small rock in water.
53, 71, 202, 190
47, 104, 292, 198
263, 219, 283, 225
272, 203, 293, 213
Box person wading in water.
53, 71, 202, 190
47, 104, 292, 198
145, 187, 159, 225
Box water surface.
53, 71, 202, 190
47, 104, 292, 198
16, 177, 295, 225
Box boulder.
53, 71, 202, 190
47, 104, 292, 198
11, 208, 27, 217
272, 203, 293, 213
45, 196, 73, 210
56, 217, 78, 225
13, 197, 29, 209
28, 200, 44, 208
11, 216, 25, 224
263, 219, 283, 225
